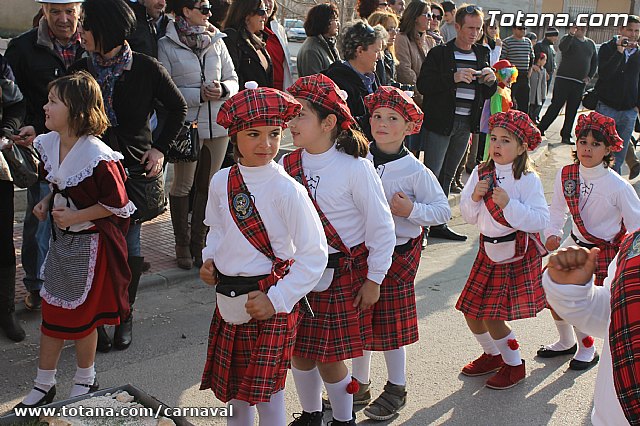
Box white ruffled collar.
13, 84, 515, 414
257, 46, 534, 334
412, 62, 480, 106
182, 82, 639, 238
34, 132, 124, 189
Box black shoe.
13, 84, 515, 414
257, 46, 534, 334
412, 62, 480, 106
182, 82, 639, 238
141, 261, 151, 273
630, 163, 640, 180
569, 352, 600, 371
114, 315, 132, 350
450, 183, 462, 194
14, 385, 56, 411
0, 308, 26, 342
428, 224, 467, 241
327, 415, 355, 426
289, 411, 324, 426
96, 326, 112, 353
74, 378, 99, 394
536, 344, 577, 358
24, 291, 42, 311
561, 138, 574, 145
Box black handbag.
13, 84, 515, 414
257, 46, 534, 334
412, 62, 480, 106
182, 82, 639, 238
165, 107, 201, 163
125, 165, 167, 223
3, 143, 39, 188
582, 88, 599, 110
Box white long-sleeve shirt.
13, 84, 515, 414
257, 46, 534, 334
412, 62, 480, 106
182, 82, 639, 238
460, 162, 550, 236
202, 162, 328, 314
366, 152, 451, 244
545, 164, 640, 242
543, 259, 628, 426
280, 145, 396, 284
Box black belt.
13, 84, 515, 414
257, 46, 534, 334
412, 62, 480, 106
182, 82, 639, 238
394, 238, 416, 254
216, 273, 268, 297
482, 232, 517, 244
571, 232, 597, 249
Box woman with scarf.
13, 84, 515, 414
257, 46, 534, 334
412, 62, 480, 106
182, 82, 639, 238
159, 0, 238, 271
71, 0, 187, 352
222, 0, 273, 88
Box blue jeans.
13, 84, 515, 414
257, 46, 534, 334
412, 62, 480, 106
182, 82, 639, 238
22, 181, 51, 292
424, 116, 472, 196
125, 222, 142, 257
405, 121, 427, 152
596, 101, 638, 174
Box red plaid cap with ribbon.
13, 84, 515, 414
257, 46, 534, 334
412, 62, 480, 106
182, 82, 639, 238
217, 84, 302, 136
287, 74, 357, 131
364, 86, 424, 134
575, 111, 625, 152
489, 110, 542, 151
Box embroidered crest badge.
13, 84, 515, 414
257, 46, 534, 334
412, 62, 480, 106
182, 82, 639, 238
484, 174, 495, 191
627, 233, 640, 259
563, 179, 577, 197
233, 193, 252, 220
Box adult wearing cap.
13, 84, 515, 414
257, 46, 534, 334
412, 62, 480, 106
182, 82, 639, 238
417, 4, 496, 241
5, 0, 86, 317
534, 27, 558, 93
537, 25, 596, 146
71, 0, 187, 352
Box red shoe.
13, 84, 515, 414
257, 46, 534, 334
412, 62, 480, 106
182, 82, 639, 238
485, 360, 526, 390
461, 353, 505, 377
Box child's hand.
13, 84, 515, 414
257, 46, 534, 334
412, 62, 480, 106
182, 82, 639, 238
51, 207, 78, 229
492, 187, 510, 209
245, 291, 275, 320
545, 235, 561, 251
200, 259, 218, 286
390, 192, 413, 218
547, 246, 599, 286
353, 279, 380, 310
472, 179, 490, 202
33, 201, 48, 222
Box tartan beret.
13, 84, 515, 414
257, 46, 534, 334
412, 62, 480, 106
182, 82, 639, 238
217, 85, 302, 136
489, 110, 542, 151
575, 111, 624, 152
287, 74, 357, 130
364, 86, 424, 134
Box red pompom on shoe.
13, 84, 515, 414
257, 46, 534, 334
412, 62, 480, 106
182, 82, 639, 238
582, 336, 595, 348
346, 378, 360, 394
507, 339, 519, 350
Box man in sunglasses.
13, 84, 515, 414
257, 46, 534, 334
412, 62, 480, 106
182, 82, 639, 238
500, 24, 535, 114
440, 0, 456, 43
128, 0, 169, 58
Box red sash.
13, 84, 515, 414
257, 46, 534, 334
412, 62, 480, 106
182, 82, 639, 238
477, 165, 547, 261
227, 165, 290, 291
283, 149, 354, 266
609, 230, 640, 424
561, 164, 626, 248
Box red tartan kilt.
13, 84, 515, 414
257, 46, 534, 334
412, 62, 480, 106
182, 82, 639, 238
200, 306, 300, 404
41, 239, 120, 340
294, 243, 370, 363
595, 244, 618, 286
456, 238, 546, 321
369, 237, 421, 351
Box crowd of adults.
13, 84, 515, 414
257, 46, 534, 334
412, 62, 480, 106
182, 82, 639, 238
1, 0, 640, 350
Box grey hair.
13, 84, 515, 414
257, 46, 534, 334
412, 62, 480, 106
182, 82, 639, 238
339, 20, 387, 60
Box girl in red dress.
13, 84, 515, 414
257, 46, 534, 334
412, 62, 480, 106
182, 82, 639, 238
16, 72, 135, 409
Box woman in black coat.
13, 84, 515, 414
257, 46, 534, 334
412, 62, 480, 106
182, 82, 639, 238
222, 0, 273, 88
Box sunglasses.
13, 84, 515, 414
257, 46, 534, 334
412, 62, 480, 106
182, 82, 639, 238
422, 12, 433, 18
386, 27, 399, 34
431, 13, 443, 21
254, 8, 267, 16
194, 4, 211, 14
464, 5, 483, 13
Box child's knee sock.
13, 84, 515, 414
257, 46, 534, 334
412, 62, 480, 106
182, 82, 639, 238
256, 390, 285, 425
473, 332, 500, 356
69, 364, 96, 398
494, 332, 522, 366
574, 328, 596, 362
383, 347, 406, 386
545, 319, 576, 350
23, 368, 56, 405
227, 399, 256, 426
351, 350, 372, 384
291, 366, 323, 413
325, 373, 354, 422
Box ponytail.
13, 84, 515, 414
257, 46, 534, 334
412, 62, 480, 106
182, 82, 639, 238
335, 126, 369, 158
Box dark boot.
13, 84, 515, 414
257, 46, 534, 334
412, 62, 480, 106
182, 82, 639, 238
0, 264, 25, 342
114, 256, 144, 350
190, 192, 209, 268
169, 196, 193, 270
96, 326, 112, 353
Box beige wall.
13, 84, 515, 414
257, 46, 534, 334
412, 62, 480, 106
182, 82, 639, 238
0, 0, 41, 34
596, 0, 631, 13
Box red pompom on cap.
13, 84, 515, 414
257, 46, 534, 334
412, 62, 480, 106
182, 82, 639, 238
507, 339, 520, 350
346, 378, 360, 394
582, 336, 595, 348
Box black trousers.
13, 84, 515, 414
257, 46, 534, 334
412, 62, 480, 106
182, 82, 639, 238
0, 180, 15, 308
538, 77, 585, 140
511, 72, 530, 114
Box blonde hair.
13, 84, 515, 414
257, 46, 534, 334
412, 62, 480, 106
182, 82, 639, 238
367, 11, 399, 64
